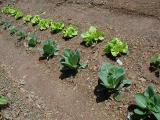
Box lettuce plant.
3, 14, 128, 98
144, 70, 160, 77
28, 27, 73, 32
104, 37, 128, 57
14, 10, 23, 20
132, 84, 160, 120
0, 96, 8, 106
16, 30, 27, 40
8, 26, 18, 35
27, 34, 38, 47
1, 6, 23, 19
31, 15, 41, 25
63, 25, 78, 39
38, 19, 51, 30
42, 39, 59, 59
1, 6, 16, 15
23, 15, 33, 23
60, 49, 87, 71
81, 26, 104, 46
51, 21, 64, 33
98, 63, 132, 101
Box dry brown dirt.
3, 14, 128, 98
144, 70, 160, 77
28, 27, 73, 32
0, 0, 160, 120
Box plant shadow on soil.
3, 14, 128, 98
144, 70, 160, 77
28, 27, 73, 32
127, 105, 157, 120
59, 69, 78, 80
94, 80, 112, 103
149, 63, 160, 78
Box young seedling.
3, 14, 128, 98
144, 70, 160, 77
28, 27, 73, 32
2, 21, 12, 30
8, 26, 18, 35
31, 15, 41, 25
129, 84, 160, 120
51, 21, 64, 33
27, 34, 38, 47
81, 26, 104, 46
0, 96, 8, 107
104, 37, 128, 57
16, 30, 27, 41
98, 63, 132, 101
150, 54, 160, 78
38, 19, 51, 31
60, 49, 87, 71
63, 25, 78, 39
42, 39, 59, 60
23, 15, 33, 23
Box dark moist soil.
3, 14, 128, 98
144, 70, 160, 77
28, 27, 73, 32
0, 0, 160, 120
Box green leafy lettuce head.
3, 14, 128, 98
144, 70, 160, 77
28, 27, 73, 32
104, 37, 128, 57
31, 15, 41, 25
23, 15, 33, 23
81, 26, 104, 46
63, 25, 78, 39
51, 21, 64, 33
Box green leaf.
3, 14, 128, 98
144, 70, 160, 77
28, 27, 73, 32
38, 19, 51, 30
51, 21, 64, 33
153, 112, 160, 120
135, 93, 147, 109
81, 26, 104, 46
27, 34, 38, 47
23, 15, 33, 23
0, 96, 8, 106
144, 84, 156, 98
151, 54, 160, 65
134, 108, 146, 115
113, 91, 123, 102
60, 49, 87, 71
122, 79, 132, 87
63, 25, 78, 39
42, 39, 58, 59
104, 37, 128, 57
31, 15, 41, 25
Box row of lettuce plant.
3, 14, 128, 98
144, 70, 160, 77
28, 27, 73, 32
1, 6, 129, 53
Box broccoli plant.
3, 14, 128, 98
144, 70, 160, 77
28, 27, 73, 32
51, 21, 64, 33
98, 63, 132, 101
63, 25, 78, 39
27, 34, 38, 47
0, 96, 8, 106
150, 54, 160, 78
81, 26, 104, 46
23, 15, 33, 23
129, 84, 160, 120
104, 37, 128, 57
42, 39, 59, 60
31, 15, 41, 25
60, 49, 87, 71
38, 19, 51, 31
16, 30, 27, 41
8, 26, 18, 35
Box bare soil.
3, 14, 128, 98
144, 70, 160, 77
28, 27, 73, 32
0, 0, 160, 120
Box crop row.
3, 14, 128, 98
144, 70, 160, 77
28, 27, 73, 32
1, 5, 160, 120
